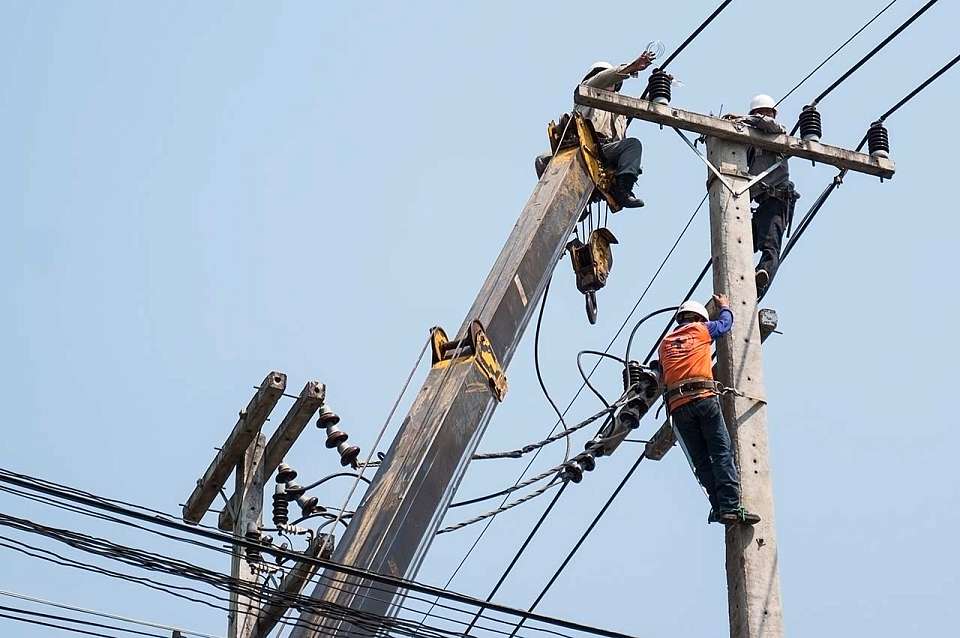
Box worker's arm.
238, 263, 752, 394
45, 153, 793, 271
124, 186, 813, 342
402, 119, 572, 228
582, 51, 656, 90
742, 114, 786, 135
706, 293, 733, 340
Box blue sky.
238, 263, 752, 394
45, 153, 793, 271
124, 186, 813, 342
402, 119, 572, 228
2, 1, 958, 637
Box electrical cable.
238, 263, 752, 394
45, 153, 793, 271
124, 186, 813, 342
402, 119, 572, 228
781, 50, 960, 264
575, 351, 621, 408
299, 472, 371, 492
789, 0, 940, 134
0, 609, 145, 638
657, 0, 734, 72
427, 188, 708, 628
504, 454, 648, 638
623, 306, 681, 363
0, 467, 636, 638
775, 0, 899, 108
437, 480, 566, 535
0, 589, 221, 638
327, 335, 431, 536
470, 406, 615, 461
532, 276, 572, 461
0, 604, 166, 638
460, 483, 569, 637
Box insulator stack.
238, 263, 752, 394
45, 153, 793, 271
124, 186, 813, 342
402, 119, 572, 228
798, 105, 822, 142
271, 488, 289, 526
868, 120, 890, 158
646, 69, 672, 105
244, 526, 262, 563
622, 360, 644, 391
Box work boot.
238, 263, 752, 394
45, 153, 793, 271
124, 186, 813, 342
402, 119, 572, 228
720, 507, 762, 526
755, 269, 770, 296
610, 174, 644, 209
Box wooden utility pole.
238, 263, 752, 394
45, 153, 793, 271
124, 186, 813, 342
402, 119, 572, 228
706, 137, 782, 636
572, 85, 895, 638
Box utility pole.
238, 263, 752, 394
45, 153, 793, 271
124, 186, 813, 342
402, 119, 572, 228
181, 373, 325, 638
705, 137, 782, 636
572, 85, 895, 638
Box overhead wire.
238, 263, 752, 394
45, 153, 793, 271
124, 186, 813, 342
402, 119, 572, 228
789, 0, 940, 134
0, 603, 166, 638
0, 466, 637, 638
781, 50, 960, 263
531, 276, 572, 461
775, 0, 899, 108
0, 588, 221, 638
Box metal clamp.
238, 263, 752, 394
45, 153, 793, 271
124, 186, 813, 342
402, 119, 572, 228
430, 320, 508, 402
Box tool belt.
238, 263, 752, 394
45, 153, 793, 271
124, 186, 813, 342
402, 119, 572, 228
665, 377, 720, 404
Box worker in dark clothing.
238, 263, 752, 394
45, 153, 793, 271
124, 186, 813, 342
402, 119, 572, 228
536, 50, 657, 209
725, 94, 801, 297
657, 295, 761, 526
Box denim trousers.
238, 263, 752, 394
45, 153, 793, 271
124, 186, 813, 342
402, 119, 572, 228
671, 395, 740, 513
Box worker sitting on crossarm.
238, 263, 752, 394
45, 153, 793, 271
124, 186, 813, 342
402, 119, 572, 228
536, 50, 656, 209
724, 95, 801, 297
657, 295, 761, 526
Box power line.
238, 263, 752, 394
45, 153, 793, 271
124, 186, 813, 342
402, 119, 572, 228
0, 467, 636, 638
782, 50, 960, 263
0, 603, 167, 638
776, 0, 899, 108
0, 589, 221, 638
504, 454, 649, 638
790, 0, 940, 134
658, 0, 735, 72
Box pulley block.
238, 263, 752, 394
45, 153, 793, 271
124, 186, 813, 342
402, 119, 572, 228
566, 228, 618, 325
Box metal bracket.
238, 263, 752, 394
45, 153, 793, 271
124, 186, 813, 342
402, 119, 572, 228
674, 127, 784, 198
547, 112, 622, 213
430, 320, 508, 401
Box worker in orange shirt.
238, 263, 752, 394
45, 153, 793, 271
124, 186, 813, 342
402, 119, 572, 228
658, 294, 761, 526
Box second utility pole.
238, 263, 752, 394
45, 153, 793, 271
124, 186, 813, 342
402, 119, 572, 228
706, 137, 782, 637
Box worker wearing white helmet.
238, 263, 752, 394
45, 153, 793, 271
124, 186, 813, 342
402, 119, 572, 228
657, 293, 761, 526
724, 94, 801, 297
535, 49, 658, 208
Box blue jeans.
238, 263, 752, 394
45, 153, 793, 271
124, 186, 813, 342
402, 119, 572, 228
671, 396, 740, 513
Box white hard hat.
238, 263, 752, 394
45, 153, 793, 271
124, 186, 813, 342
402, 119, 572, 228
749, 94, 777, 115
677, 300, 709, 322
583, 60, 614, 81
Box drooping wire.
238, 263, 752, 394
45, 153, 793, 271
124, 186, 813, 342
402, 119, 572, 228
532, 276, 571, 461
775, 0, 899, 108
